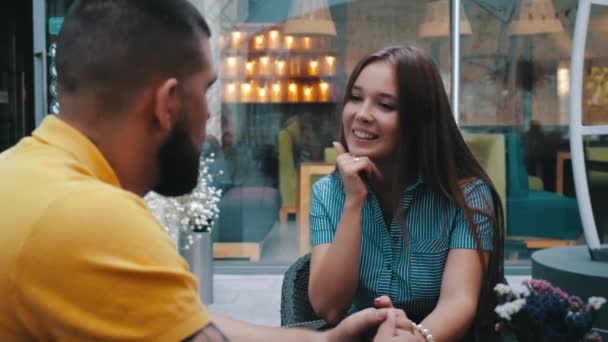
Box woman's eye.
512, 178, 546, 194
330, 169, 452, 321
349, 94, 363, 102
380, 103, 396, 111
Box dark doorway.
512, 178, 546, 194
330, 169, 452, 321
0, 1, 35, 152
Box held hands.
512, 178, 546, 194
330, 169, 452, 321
373, 296, 424, 342
333, 142, 382, 204
323, 307, 416, 342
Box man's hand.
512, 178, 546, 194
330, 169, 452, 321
323, 308, 411, 342
374, 296, 413, 330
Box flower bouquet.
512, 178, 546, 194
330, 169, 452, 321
145, 154, 222, 247
494, 279, 606, 342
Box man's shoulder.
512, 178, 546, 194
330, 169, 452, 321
38, 182, 162, 238
20, 183, 177, 272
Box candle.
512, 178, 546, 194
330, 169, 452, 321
257, 84, 269, 102
224, 56, 238, 77
245, 60, 256, 77
287, 82, 299, 102
302, 36, 312, 50
319, 81, 330, 102
241, 82, 253, 102
303, 85, 316, 102
323, 56, 336, 76
224, 83, 238, 102
259, 56, 271, 76
254, 35, 265, 50
271, 82, 283, 102
275, 60, 286, 76
231, 31, 242, 49
268, 30, 280, 50
308, 60, 319, 76
285, 35, 295, 50
289, 57, 302, 76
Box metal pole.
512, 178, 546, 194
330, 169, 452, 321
33, 0, 47, 125
450, 0, 461, 125
569, 0, 604, 251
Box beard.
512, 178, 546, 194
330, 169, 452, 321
152, 116, 201, 197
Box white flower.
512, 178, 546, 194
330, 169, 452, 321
144, 156, 223, 247
494, 283, 512, 296
495, 299, 526, 321
588, 296, 607, 310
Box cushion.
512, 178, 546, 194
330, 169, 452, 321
507, 190, 583, 239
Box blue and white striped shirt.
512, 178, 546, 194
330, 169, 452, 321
310, 174, 494, 321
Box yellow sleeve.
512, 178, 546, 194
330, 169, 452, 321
15, 185, 210, 342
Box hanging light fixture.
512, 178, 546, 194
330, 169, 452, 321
418, 0, 472, 38
508, 0, 564, 36
283, 0, 337, 36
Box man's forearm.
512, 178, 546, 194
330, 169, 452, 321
200, 315, 323, 342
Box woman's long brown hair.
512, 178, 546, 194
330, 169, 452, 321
338, 44, 504, 333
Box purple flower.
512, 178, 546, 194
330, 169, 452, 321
569, 296, 585, 312
584, 332, 603, 342
553, 287, 569, 300
566, 311, 593, 339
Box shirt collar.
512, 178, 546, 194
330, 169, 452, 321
32, 116, 121, 188
405, 175, 424, 192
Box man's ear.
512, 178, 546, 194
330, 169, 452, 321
154, 78, 180, 132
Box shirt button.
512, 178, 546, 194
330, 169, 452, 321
392, 236, 399, 242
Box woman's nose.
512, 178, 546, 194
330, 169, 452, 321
354, 101, 374, 122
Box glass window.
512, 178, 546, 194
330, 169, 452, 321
460, 0, 608, 266
207, 0, 449, 266
583, 3, 608, 245
198, 0, 606, 269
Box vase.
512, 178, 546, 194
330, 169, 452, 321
179, 230, 214, 305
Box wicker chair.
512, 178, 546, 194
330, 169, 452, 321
280, 253, 329, 329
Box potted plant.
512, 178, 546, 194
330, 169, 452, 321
145, 154, 222, 304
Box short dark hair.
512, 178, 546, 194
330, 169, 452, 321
56, 0, 211, 111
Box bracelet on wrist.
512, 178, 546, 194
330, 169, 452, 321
411, 322, 434, 342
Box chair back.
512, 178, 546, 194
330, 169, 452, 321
463, 133, 507, 221
278, 129, 297, 207
505, 133, 530, 198
280, 253, 320, 326
323, 147, 337, 163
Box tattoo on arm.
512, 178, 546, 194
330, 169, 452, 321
182, 322, 230, 342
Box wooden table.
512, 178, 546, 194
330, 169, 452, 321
296, 162, 335, 256
556, 151, 571, 194
556, 151, 608, 194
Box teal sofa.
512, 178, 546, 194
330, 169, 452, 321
505, 133, 583, 240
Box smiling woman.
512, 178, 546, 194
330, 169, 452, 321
342, 61, 400, 166
307, 44, 505, 341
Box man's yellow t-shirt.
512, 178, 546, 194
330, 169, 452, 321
0, 116, 210, 341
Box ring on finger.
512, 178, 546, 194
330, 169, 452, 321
353, 156, 360, 162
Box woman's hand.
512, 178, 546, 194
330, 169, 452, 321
373, 296, 414, 332
333, 141, 382, 204
373, 310, 421, 342
373, 296, 428, 342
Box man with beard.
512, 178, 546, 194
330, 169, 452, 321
0, 1, 409, 341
